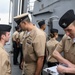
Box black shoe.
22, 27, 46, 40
19, 65, 22, 70
14, 62, 19, 65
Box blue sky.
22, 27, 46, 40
0, 0, 10, 24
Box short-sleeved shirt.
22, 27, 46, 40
12, 31, 19, 41
23, 26, 46, 63
55, 34, 75, 64
40, 29, 48, 41
40, 29, 46, 36
47, 38, 59, 62
0, 43, 11, 75
22, 26, 46, 75
19, 31, 25, 44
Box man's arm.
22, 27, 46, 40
57, 65, 75, 74
53, 50, 75, 67
34, 56, 44, 75
65, 67, 75, 73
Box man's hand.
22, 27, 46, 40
57, 65, 66, 73
20, 61, 24, 70
67, 63, 75, 68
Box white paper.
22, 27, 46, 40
43, 66, 59, 75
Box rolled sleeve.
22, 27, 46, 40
55, 35, 66, 53
55, 40, 64, 52
33, 35, 46, 57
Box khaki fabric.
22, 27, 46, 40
0, 43, 11, 75
24, 63, 36, 75
47, 38, 59, 62
40, 29, 48, 41
55, 34, 75, 64
40, 29, 46, 36
19, 31, 25, 44
22, 26, 46, 75
12, 31, 19, 41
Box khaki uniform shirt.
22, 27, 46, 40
40, 29, 48, 41
0, 43, 11, 75
40, 29, 46, 36
56, 34, 75, 64
19, 31, 25, 44
12, 31, 19, 41
56, 35, 75, 75
23, 26, 46, 75
47, 38, 59, 62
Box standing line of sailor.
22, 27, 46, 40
1, 9, 75, 75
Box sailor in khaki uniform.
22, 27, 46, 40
53, 9, 75, 75
14, 13, 46, 75
19, 31, 25, 69
0, 24, 11, 75
38, 20, 47, 75
47, 29, 59, 70
12, 26, 20, 42
12, 26, 20, 65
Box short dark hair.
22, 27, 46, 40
50, 29, 58, 38
38, 20, 45, 28
22, 17, 31, 23
50, 33, 58, 38
0, 31, 6, 40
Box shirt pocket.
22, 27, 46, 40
64, 42, 71, 59
64, 45, 75, 64
70, 48, 75, 64
25, 40, 37, 63
26, 39, 33, 53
